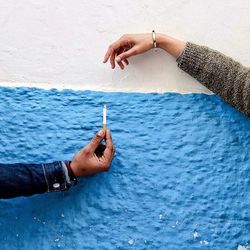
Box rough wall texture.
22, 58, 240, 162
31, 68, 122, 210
0, 1, 249, 249
0, 0, 250, 93
0, 87, 249, 249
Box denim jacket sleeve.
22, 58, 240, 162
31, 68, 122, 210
0, 161, 74, 199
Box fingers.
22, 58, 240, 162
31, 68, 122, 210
116, 47, 138, 63
124, 59, 129, 65
103, 35, 133, 69
103, 49, 111, 64
110, 51, 116, 69
85, 129, 105, 154
103, 45, 113, 64
102, 129, 114, 162
107, 47, 131, 70
117, 60, 125, 70
116, 47, 126, 70
103, 40, 121, 64
116, 47, 125, 69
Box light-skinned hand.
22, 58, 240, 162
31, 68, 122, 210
103, 33, 153, 70
103, 33, 186, 69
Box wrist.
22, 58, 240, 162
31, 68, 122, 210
156, 33, 171, 50
67, 161, 81, 178
156, 33, 186, 58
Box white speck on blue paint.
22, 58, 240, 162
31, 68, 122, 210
200, 240, 209, 245
159, 214, 164, 220
193, 231, 199, 238
128, 238, 134, 245
237, 245, 248, 250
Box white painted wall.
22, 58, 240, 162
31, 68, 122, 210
0, 0, 249, 93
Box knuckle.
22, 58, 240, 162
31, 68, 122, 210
121, 34, 130, 43
108, 46, 114, 52
84, 148, 91, 155
96, 135, 101, 140
95, 133, 102, 140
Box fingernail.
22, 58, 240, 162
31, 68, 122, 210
98, 129, 104, 136
116, 57, 121, 62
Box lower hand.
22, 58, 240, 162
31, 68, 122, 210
71, 129, 115, 177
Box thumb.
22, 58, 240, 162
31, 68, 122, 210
85, 129, 105, 153
116, 47, 138, 62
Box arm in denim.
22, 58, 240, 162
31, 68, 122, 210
0, 161, 72, 199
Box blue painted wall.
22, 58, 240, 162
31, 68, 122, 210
0, 87, 249, 250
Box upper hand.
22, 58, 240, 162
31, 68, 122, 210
103, 33, 153, 70
70, 129, 115, 177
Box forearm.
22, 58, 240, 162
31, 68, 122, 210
156, 33, 250, 116
177, 43, 250, 116
0, 161, 72, 199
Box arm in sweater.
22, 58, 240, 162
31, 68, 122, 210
177, 42, 250, 117
103, 33, 250, 117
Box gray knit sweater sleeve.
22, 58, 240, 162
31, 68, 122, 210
177, 42, 250, 117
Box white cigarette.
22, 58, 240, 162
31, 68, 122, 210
103, 104, 107, 130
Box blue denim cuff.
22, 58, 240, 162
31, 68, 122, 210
42, 161, 72, 192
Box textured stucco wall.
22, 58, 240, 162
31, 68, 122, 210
0, 0, 250, 93
0, 1, 249, 250
0, 87, 249, 249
